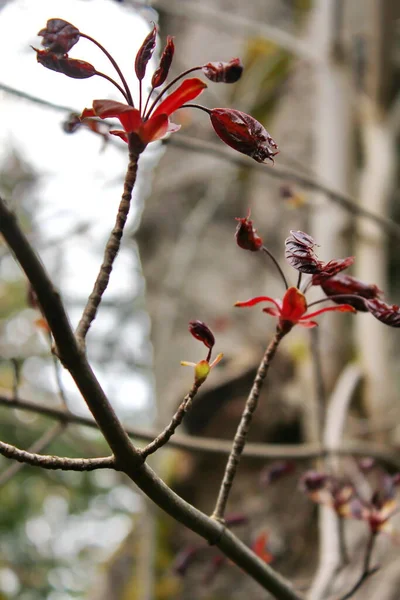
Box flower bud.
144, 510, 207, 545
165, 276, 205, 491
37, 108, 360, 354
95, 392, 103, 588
135, 25, 157, 81
194, 359, 211, 384
188, 320, 215, 349
38, 18, 80, 55
235, 212, 263, 251
151, 36, 174, 88
34, 48, 96, 79
202, 58, 243, 83
210, 108, 279, 164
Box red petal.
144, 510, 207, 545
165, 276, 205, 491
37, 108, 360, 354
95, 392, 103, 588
152, 78, 207, 118
262, 307, 280, 317
109, 130, 128, 143
81, 107, 96, 119
280, 287, 307, 322
140, 114, 170, 143
235, 296, 281, 312
297, 320, 318, 328
303, 304, 356, 320
90, 99, 139, 120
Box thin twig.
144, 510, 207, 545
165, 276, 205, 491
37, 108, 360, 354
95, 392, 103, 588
0, 438, 115, 471
0, 392, 398, 467
212, 328, 286, 521
0, 422, 66, 485
262, 246, 289, 290
337, 532, 378, 600
141, 382, 200, 458
75, 140, 143, 347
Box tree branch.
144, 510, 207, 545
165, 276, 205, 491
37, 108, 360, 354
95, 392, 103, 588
212, 329, 286, 521
0, 438, 115, 472
0, 392, 398, 467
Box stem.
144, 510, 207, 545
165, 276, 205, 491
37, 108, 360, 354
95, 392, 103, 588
338, 531, 378, 600
212, 329, 286, 521
141, 382, 200, 458
297, 271, 302, 290
262, 246, 289, 290
307, 294, 367, 309
145, 66, 202, 118
180, 103, 211, 114
139, 79, 143, 115
81, 33, 134, 106
338, 515, 350, 566
76, 142, 142, 347
95, 71, 130, 104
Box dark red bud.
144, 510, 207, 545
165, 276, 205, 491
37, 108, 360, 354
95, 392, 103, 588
285, 230, 322, 274
38, 18, 80, 55
224, 513, 249, 527
235, 212, 263, 251
260, 461, 296, 486
34, 48, 96, 79
319, 274, 382, 312
210, 108, 279, 164
188, 320, 215, 349
300, 471, 329, 493
202, 58, 243, 83
135, 24, 157, 81
365, 298, 400, 327
173, 546, 200, 577
311, 257, 354, 284
151, 36, 174, 88
62, 113, 81, 134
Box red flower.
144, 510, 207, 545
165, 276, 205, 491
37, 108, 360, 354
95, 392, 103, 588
235, 286, 356, 333
235, 211, 263, 252
210, 108, 279, 164
81, 78, 207, 144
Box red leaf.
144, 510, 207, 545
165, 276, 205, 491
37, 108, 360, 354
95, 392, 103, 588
285, 230, 322, 274
312, 257, 354, 283
135, 25, 157, 81
34, 49, 96, 79
210, 108, 278, 164
235, 212, 263, 251
319, 274, 382, 312
188, 321, 215, 349
365, 298, 400, 327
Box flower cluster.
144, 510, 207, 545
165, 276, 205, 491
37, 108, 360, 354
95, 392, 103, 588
181, 321, 223, 384
234, 225, 400, 332
34, 19, 278, 161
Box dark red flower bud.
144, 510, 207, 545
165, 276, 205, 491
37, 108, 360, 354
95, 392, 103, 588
135, 24, 157, 81
151, 36, 174, 88
224, 513, 249, 527
38, 18, 80, 55
311, 257, 354, 284
365, 298, 400, 327
188, 320, 215, 349
34, 48, 96, 79
319, 274, 382, 312
173, 546, 200, 577
210, 108, 279, 164
202, 58, 243, 83
235, 212, 263, 251
285, 230, 322, 274
260, 461, 295, 486
62, 113, 81, 134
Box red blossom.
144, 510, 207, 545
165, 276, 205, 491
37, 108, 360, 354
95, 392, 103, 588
235, 211, 263, 252
252, 532, 273, 564
135, 25, 157, 81
235, 286, 356, 333
81, 78, 207, 144
350, 488, 397, 535
34, 48, 96, 79
365, 298, 400, 327
151, 36, 174, 88
38, 18, 80, 54
318, 274, 382, 312
301, 471, 354, 517
210, 108, 279, 164
202, 58, 243, 83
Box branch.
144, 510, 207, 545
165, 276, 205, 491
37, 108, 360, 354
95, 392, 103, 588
0, 196, 305, 599
0, 392, 399, 468
75, 142, 142, 346
212, 329, 286, 521
337, 532, 378, 600
0, 438, 115, 471
141, 382, 200, 458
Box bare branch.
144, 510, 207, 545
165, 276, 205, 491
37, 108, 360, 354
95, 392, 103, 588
75, 144, 142, 347
141, 382, 200, 458
212, 329, 286, 521
0, 438, 115, 472
0, 392, 398, 467
337, 533, 379, 600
